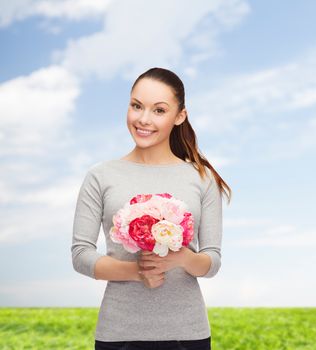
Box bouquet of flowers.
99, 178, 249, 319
109, 193, 194, 257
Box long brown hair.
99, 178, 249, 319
130, 67, 232, 205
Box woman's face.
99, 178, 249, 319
126, 78, 186, 148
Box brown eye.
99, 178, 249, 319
156, 108, 165, 114
131, 103, 141, 110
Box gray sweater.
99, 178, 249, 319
71, 158, 222, 341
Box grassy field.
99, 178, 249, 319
0, 307, 315, 349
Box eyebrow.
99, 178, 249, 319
131, 97, 169, 107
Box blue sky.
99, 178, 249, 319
0, 0, 315, 307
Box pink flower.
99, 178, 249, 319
180, 212, 194, 246
156, 193, 173, 199
130, 194, 152, 204
129, 215, 159, 251
109, 192, 194, 256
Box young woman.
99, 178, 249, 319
71, 67, 232, 350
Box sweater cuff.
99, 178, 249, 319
198, 250, 221, 278
72, 249, 104, 280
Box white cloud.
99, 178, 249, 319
0, 0, 111, 27
0, 182, 77, 244
0, 155, 107, 244
0, 277, 107, 306
185, 47, 316, 161
189, 48, 316, 134
224, 217, 274, 228
51, 0, 250, 81
0, 64, 80, 156
0, 64, 86, 245
230, 225, 316, 247
34, 0, 111, 20
0, 126, 133, 245
183, 66, 198, 79
199, 272, 316, 307
266, 117, 316, 159
237, 230, 316, 247
202, 149, 237, 169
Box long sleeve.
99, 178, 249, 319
71, 169, 104, 279
198, 169, 223, 278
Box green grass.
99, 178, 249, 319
0, 307, 315, 349
208, 308, 316, 350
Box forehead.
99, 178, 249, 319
131, 78, 175, 103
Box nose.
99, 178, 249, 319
138, 109, 152, 126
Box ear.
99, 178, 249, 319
174, 108, 187, 126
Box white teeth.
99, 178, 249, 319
136, 128, 155, 134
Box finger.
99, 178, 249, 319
150, 273, 165, 284
142, 267, 163, 277
141, 261, 161, 271
158, 274, 165, 282
139, 261, 155, 268
141, 250, 153, 255
143, 271, 164, 285
140, 255, 157, 262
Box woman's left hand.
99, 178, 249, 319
138, 247, 189, 275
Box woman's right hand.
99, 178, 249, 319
137, 251, 165, 288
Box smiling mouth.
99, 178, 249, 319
134, 126, 157, 135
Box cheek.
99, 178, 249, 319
127, 110, 138, 124
156, 119, 175, 134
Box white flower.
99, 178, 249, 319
153, 242, 169, 257
151, 220, 183, 256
